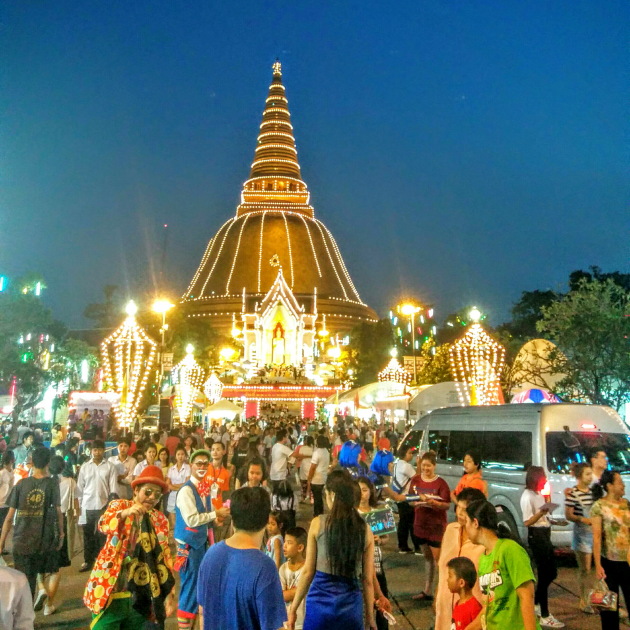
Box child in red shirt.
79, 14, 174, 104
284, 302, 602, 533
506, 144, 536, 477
447, 556, 482, 630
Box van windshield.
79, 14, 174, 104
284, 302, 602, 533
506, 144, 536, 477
546, 431, 630, 474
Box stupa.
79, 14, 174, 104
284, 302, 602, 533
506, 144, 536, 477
184, 61, 377, 366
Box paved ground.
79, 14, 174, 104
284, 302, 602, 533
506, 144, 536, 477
17, 499, 624, 630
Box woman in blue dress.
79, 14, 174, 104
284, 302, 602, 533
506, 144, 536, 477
288, 469, 376, 630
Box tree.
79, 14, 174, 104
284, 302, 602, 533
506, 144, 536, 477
345, 319, 396, 386
501, 290, 559, 341
83, 285, 122, 329
535, 278, 630, 411
569, 266, 630, 292
416, 340, 453, 385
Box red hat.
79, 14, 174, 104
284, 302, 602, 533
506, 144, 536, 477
377, 437, 391, 450
131, 465, 168, 492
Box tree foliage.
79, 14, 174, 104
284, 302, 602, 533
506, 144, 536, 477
345, 319, 396, 386
416, 340, 453, 385
535, 278, 630, 411
83, 284, 122, 329
0, 288, 96, 445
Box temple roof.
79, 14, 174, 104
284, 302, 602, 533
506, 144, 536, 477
184, 62, 376, 323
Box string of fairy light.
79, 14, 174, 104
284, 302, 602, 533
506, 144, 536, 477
449, 307, 506, 406
100, 301, 157, 429
203, 372, 224, 404
378, 355, 412, 386
172, 344, 206, 423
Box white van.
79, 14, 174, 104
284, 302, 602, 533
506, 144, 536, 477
400, 403, 630, 547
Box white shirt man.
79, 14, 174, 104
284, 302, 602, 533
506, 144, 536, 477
76, 442, 118, 571
270, 431, 293, 482
76, 456, 118, 522
0, 566, 35, 630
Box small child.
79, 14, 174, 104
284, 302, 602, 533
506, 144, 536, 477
279, 527, 307, 629
446, 556, 482, 630
265, 511, 286, 569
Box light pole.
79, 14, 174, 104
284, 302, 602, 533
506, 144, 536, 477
400, 303, 421, 385
152, 299, 174, 402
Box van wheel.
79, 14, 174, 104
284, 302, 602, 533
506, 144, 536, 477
496, 508, 521, 543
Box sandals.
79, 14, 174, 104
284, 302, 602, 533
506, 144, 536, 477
412, 591, 434, 601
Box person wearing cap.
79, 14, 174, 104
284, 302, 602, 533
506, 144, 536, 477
175, 449, 230, 630
83, 465, 175, 629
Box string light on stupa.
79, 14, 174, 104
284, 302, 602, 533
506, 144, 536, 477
203, 372, 224, 404
449, 307, 506, 406
173, 344, 205, 424
100, 300, 157, 430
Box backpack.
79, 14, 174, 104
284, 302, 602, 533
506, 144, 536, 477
370, 450, 394, 477
271, 480, 296, 530
338, 441, 362, 468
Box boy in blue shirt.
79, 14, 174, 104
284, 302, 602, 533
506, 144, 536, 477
197, 486, 287, 630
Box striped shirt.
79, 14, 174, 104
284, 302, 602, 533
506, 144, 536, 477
566, 486, 593, 518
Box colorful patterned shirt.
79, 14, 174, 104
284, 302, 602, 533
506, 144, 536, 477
590, 498, 630, 562
83, 499, 172, 614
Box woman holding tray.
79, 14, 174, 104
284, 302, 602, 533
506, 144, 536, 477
408, 450, 451, 600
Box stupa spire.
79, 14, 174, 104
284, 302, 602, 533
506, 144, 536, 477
238, 61, 312, 216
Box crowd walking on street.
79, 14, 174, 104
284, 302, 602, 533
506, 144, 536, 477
0, 412, 627, 630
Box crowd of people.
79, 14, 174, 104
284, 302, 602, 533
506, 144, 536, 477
0, 414, 627, 630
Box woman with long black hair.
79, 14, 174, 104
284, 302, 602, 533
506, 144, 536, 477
465, 499, 538, 630
288, 469, 376, 630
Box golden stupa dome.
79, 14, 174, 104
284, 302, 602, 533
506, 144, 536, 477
183, 61, 377, 332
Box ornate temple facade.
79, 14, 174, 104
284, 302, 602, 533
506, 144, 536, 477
183, 61, 377, 369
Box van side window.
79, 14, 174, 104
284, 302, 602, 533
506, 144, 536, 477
428, 430, 450, 461
482, 431, 532, 470
428, 429, 533, 470
399, 430, 423, 456
446, 431, 477, 464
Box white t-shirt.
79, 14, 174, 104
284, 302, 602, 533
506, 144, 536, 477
297, 446, 313, 481
520, 489, 550, 528
166, 463, 191, 512
270, 442, 293, 481
133, 459, 149, 477
310, 448, 330, 485
392, 459, 415, 494
279, 562, 305, 629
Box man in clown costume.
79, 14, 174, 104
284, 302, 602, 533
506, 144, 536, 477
83, 465, 175, 629
174, 449, 230, 630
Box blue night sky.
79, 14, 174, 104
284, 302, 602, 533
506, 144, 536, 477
2, 1, 628, 327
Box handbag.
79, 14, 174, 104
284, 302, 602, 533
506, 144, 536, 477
588, 579, 618, 611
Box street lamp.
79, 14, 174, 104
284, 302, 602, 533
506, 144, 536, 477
400, 303, 422, 384
152, 299, 174, 400
327, 346, 342, 383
